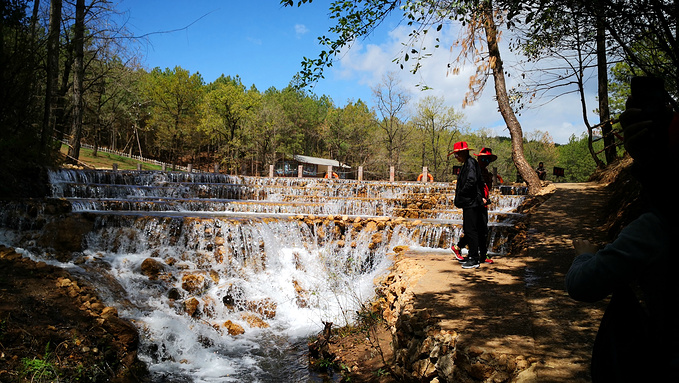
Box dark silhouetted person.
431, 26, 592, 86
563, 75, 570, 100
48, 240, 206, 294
565, 76, 679, 382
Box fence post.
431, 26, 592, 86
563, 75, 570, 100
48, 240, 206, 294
214, 163, 219, 173
298, 165, 303, 178
269, 164, 274, 178
421, 166, 429, 182
492, 167, 498, 187
390, 166, 395, 182
137, 163, 142, 171
358, 166, 363, 181
112, 163, 118, 171
187, 164, 192, 173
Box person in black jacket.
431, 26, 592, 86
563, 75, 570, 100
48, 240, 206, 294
451, 147, 497, 264
449, 141, 487, 269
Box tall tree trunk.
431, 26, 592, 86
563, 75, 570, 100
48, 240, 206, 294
67, 0, 85, 162
578, 65, 605, 169
596, 14, 615, 164
30, 0, 41, 36
482, 1, 541, 194
41, 0, 61, 153
53, 48, 74, 141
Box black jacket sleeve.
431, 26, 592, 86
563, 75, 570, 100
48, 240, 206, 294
454, 157, 483, 208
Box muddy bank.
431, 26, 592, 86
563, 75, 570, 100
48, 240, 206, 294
0, 245, 148, 382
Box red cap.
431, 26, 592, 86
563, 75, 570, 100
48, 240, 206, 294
453, 141, 471, 152
447, 141, 472, 157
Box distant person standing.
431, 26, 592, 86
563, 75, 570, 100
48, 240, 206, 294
536, 162, 547, 180
448, 141, 487, 269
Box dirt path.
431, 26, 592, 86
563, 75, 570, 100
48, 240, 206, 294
403, 183, 610, 382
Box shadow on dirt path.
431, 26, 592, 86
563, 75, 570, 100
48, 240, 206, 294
405, 183, 610, 382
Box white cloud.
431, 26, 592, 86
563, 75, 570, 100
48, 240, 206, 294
247, 36, 262, 45
328, 23, 598, 144
295, 24, 309, 38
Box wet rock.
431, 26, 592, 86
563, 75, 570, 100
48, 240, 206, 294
365, 220, 378, 231
293, 279, 309, 308
222, 284, 244, 310
165, 257, 178, 266
241, 313, 270, 328
246, 298, 277, 319
181, 273, 207, 294
38, 214, 94, 258
223, 320, 245, 336
183, 297, 200, 317
208, 269, 220, 284
167, 287, 182, 300
200, 296, 217, 318
140, 257, 165, 280
102, 311, 139, 350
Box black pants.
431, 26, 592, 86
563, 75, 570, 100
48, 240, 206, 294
461, 205, 488, 263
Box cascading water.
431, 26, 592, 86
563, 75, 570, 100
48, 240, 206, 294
0, 169, 525, 382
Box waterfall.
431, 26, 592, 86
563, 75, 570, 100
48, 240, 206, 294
0, 169, 525, 382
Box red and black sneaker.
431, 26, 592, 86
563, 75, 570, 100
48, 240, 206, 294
451, 245, 465, 262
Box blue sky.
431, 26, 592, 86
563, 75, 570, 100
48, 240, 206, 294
118, 0, 599, 144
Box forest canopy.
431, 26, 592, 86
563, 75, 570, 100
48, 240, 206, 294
3, 0, 666, 197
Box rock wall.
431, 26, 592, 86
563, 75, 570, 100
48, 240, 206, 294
374, 247, 537, 383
